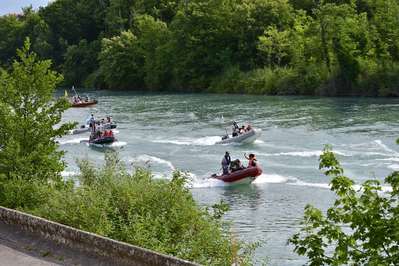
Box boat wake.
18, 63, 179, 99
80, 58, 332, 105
129, 154, 175, 171
58, 137, 87, 145
152, 136, 221, 146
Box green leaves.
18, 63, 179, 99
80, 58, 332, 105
290, 145, 399, 265
32, 152, 256, 265
3, 0, 399, 95
0, 39, 73, 185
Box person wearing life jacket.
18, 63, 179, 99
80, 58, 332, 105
232, 121, 239, 137
221, 151, 231, 175
244, 153, 257, 168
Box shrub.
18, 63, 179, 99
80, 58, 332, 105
31, 153, 256, 265
290, 145, 399, 265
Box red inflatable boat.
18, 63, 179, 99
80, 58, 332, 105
71, 99, 98, 107
211, 166, 262, 185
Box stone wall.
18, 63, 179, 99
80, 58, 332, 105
0, 206, 199, 266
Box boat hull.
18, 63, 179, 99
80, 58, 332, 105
70, 126, 90, 135
216, 129, 260, 145
71, 100, 98, 107
211, 166, 262, 184
90, 136, 115, 145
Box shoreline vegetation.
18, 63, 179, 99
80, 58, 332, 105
0, 42, 258, 265
1, 0, 399, 96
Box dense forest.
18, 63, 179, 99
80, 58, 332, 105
1, 0, 399, 96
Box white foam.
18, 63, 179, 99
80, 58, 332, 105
259, 150, 337, 158
374, 140, 399, 155
153, 136, 221, 146
258, 149, 390, 158
110, 141, 127, 147
187, 112, 198, 120
152, 172, 172, 180
253, 174, 289, 184
191, 176, 227, 188
254, 140, 265, 144
58, 137, 87, 145
388, 164, 399, 170
289, 180, 393, 193
61, 171, 78, 177
212, 115, 225, 124
289, 180, 331, 189
376, 157, 399, 163
130, 155, 175, 170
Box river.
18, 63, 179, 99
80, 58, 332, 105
59, 91, 399, 265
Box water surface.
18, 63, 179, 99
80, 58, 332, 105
59, 92, 399, 265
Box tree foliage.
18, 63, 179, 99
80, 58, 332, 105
2, 0, 399, 95
0, 39, 73, 185
29, 153, 257, 265
290, 145, 399, 265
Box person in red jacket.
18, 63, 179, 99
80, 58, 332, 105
244, 153, 257, 168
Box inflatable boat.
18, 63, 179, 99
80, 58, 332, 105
71, 99, 98, 107
211, 166, 262, 185
89, 136, 115, 145
216, 129, 260, 145
70, 123, 117, 135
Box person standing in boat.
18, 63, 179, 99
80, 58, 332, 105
232, 121, 239, 137
221, 151, 231, 175
244, 153, 257, 168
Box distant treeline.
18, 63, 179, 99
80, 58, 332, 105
1, 0, 399, 96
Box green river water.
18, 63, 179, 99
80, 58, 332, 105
58, 91, 399, 265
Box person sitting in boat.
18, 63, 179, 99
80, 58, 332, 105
244, 153, 257, 168
232, 127, 239, 137
230, 159, 244, 172
239, 126, 246, 134
221, 151, 231, 175
246, 124, 252, 131
106, 116, 112, 123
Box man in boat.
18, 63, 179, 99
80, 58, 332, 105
244, 153, 257, 168
232, 121, 239, 137
239, 126, 246, 134
221, 151, 231, 175
87, 114, 95, 126
230, 159, 244, 172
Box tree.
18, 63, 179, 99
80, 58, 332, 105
99, 31, 146, 89
290, 145, 399, 265
63, 39, 101, 87
0, 39, 74, 184
258, 26, 292, 67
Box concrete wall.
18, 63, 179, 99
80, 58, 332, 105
0, 206, 199, 266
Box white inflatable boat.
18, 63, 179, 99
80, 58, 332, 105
216, 129, 260, 144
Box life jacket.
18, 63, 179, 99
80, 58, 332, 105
248, 159, 256, 168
